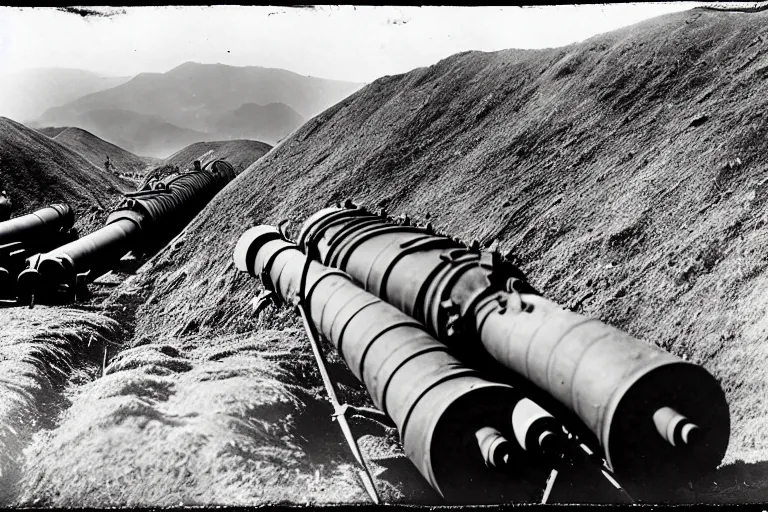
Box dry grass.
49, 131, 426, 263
13, 329, 376, 507
0, 307, 120, 502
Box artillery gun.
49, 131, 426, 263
17, 160, 236, 304
0, 204, 78, 299
292, 203, 730, 498
235, 225, 634, 504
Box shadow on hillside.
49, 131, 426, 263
635, 459, 768, 504
690, 460, 768, 504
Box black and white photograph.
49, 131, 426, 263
0, 2, 767, 507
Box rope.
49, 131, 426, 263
540, 440, 636, 504
541, 468, 558, 504
296, 239, 382, 504
577, 443, 636, 504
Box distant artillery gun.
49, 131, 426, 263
17, 160, 236, 304
0, 204, 78, 299
196, 150, 215, 168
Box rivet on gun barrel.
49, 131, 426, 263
232, 225, 603, 504
17, 160, 236, 303
0, 204, 78, 298
295, 204, 731, 492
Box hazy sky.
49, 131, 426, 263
0, 4, 703, 83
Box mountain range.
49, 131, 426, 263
0, 68, 129, 123
28, 62, 364, 158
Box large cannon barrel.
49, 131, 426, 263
234, 226, 576, 503
296, 205, 730, 487
17, 161, 236, 300
129, 160, 236, 239
0, 204, 78, 295
0, 203, 74, 246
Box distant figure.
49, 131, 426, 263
193, 160, 202, 173
104, 155, 113, 173
0, 190, 11, 221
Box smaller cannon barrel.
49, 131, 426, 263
234, 226, 576, 503
0, 203, 74, 246
0, 204, 77, 296
18, 161, 236, 300
17, 217, 142, 295
296, 204, 730, 490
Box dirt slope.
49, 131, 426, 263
0, 117, 131, 231
11, 7, 768, 506
53, 127, 151, 175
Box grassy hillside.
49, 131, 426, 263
8, 7, 768, 506
0, 308, 120, 501
53, 127, 150, 175
0, 117, 131, 231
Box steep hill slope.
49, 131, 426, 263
0, 117, 131, 231
0, 68, 129, 123
52, 127, 151, 175
35, 127, 68, 138
11, 7, 768, 506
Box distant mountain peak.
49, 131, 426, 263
31, 61, 364, 155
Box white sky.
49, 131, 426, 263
0, 4, 703, 83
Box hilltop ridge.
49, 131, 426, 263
0, 117, 131, 231
52, 127, 153, 175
